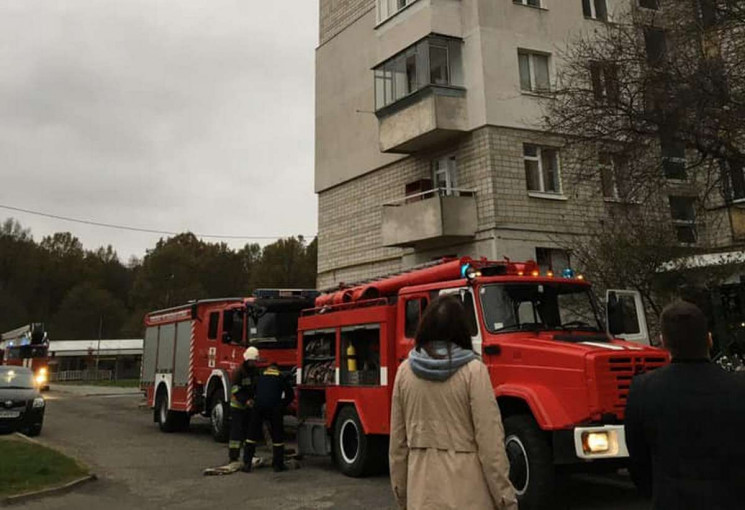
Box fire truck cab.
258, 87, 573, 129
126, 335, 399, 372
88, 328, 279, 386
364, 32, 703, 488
141, 289, 317, 441
0, 323, 50, 390
295, 258, 668, 509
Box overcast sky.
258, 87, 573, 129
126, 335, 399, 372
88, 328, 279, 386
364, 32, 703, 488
0, 1, 318, 261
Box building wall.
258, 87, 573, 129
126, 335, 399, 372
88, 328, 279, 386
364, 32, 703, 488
318, 124, 619, 287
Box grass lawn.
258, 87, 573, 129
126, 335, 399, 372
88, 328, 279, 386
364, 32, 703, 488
58, 379, 140, 388
0, 438, 89, 498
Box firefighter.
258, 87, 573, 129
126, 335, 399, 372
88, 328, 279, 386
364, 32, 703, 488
243, 362, 294, 472
228, 346, 260, 467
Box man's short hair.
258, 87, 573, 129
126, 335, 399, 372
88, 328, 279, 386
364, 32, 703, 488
660, 300, 709, 360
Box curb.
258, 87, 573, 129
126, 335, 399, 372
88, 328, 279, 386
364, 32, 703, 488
1, 474, 97, 506
1, 433, 97, 506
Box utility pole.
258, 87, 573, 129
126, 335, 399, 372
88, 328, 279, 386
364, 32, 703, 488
95, 315, 103, 380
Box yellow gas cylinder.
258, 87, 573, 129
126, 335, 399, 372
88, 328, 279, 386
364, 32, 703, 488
346, 343, 357, 372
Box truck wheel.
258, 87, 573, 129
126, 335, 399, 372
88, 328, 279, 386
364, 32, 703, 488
333, 406, 379, 477
209, 392, 229, 443
155, 387, 189, 433
503, 415, 555, 510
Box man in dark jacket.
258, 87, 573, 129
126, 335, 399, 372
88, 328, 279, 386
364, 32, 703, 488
625, 300, 745, 509
243, 362, 294, 472
228, 346, 259, 466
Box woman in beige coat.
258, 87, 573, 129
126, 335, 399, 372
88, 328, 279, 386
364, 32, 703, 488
389, 295, 517, 510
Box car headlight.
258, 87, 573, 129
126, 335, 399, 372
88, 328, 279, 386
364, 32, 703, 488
35, 372, 48, 385
32, 397, 45, 408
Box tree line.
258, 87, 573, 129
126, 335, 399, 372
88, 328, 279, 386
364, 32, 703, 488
0, 218, 317, 340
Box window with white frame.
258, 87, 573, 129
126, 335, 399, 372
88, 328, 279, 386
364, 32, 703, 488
374, 36, 463, 110
518, 51, 551, 93
721, 159, 745, 202
599, 153, 630, 200
660, 132, 687, 180
433, 156, 458, 196
582, 0, 608, 20
513, 0, 542, 7
524, 144, 562, 194
669, 196, 697, 243
377, 0, 417, 24
590, 61, 619, 103
536, 248, 571, 274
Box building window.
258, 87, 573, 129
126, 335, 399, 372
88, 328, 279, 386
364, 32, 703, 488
600, 153, 630, 200
661, 134, 687, 180
374, 36, 463, 110
644, 28, 667, 65
433, 156, 459, 196
590, 62, 619, 103
518, 51, 551, 93
513, 0, 542, 7
639, 0, 659, 9
524, 144, 562, 194
669, 196, 697, 243
536, 248, 571, 274
583, 0, 608, 21
721, 159, 745, 202
377, 0, 417, 23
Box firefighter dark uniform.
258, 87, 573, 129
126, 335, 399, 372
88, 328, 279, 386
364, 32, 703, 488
228, 347, 259, 464
243, 363, 294, 472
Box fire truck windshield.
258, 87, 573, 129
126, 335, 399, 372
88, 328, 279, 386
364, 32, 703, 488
479, 283, 602, 334
248, 311, 299, 350
5, 346, 47, 360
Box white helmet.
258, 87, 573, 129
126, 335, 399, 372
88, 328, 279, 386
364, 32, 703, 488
243, 346, 260, 362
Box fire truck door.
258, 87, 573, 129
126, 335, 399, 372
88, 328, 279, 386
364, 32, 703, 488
606, 290, 650, 346
438, 288, 483, 355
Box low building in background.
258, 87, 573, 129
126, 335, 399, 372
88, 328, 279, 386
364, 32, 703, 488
48, 339, 143, 381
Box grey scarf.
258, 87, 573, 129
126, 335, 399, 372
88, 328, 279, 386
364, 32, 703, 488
408, 341, 478, 382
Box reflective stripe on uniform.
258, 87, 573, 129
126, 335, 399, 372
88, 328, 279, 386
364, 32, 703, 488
245, 439, 256, 444
263, 369, 280, 376
272, 443, 284, 447
231, 386, 240, 394
230, 402, 246, 409
229, 441, 242, 449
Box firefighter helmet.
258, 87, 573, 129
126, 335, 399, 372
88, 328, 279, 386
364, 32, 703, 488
243, 346, 260, 361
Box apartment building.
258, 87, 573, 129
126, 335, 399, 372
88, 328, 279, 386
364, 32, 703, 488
315, 0, 745, 289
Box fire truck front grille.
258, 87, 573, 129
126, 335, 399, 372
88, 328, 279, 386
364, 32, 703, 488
597, 355, 668, 415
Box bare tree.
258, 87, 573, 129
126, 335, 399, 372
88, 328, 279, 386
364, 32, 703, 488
544, 0, 745, 203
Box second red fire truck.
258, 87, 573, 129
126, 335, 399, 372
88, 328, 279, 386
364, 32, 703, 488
294, 257, 669, 510
0, 323, 50, 390
140, 289, 317, 441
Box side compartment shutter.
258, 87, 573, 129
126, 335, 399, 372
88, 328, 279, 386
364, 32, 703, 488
142, 326, 159, 383
173, 322, 192, 386
156, 323, 176, 372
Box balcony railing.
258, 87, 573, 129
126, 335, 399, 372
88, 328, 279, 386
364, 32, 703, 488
381, 187, 478, 248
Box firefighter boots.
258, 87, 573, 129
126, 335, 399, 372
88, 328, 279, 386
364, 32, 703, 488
272, 444, 288, 472
242, 442, 256, 473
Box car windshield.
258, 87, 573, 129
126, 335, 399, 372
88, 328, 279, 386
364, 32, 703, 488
479, 283, 602, 333
0, 368, 34, 389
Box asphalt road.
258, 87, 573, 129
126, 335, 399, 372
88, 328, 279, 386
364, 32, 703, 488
10, 388, 650, 510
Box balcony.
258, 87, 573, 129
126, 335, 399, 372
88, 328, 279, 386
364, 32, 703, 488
374, 35, 467, 154
381, 188, 477, 248
377, 86, 467, 153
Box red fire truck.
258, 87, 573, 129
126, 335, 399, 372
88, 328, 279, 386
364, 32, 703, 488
0, 323, 50, 390
141, 289, 317, 441
295, 258, 669, 509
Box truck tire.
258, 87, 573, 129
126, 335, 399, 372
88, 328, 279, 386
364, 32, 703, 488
503, 414, 555, 510
333, 406, 380, 477
209, 391, 229, 443
155, 387, 189, 433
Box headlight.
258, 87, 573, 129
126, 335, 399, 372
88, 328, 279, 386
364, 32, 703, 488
35, 372, 48, 385
33, 397, 45, 408
584, 432, 610, 453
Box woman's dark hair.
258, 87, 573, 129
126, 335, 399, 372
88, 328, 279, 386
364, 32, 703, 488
415, 295, 473, 352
